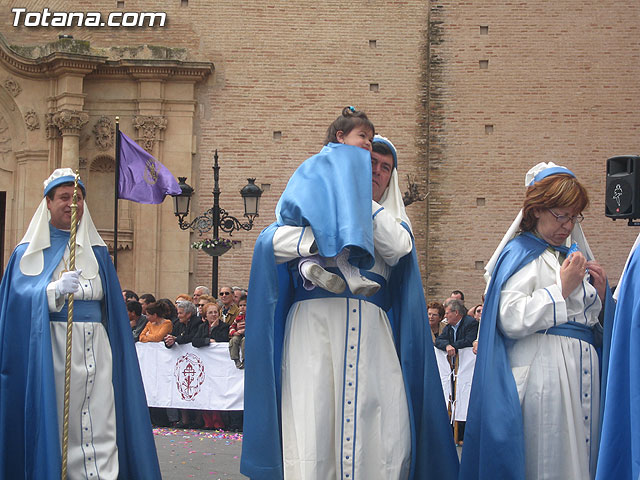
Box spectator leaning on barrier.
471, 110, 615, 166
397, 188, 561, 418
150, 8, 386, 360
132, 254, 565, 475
164, 301, 199, 348
229, 294, 247, 369
193, 302, 230, 346
435, 298, 479, 357
138, 301, 173, 343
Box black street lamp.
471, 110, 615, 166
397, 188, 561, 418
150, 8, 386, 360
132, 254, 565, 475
172, 150, 262, 295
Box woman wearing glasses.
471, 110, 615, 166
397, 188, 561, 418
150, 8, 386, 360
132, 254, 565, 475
461, 162, 613, 480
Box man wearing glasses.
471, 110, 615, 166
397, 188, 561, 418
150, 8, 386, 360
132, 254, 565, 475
219, 285, 239, 325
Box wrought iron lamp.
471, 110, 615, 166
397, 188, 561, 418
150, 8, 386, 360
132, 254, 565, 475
172, 150, 262, 294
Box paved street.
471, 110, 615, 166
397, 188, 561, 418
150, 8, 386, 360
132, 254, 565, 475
154, 427, 247, 480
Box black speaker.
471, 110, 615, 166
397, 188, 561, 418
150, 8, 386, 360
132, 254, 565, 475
606, 156, 640, 219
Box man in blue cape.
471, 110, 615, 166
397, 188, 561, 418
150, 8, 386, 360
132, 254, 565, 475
0, 168, 161, 479
241, 137, 459, 479
596, 234, 640, 479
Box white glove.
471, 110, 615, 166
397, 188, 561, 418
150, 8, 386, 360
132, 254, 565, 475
53, 270, 82, 297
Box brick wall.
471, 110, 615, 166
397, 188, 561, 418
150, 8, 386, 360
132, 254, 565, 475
2, 0, 639, 305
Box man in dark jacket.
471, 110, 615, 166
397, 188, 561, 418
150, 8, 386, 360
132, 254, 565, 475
435, 298, 479, 356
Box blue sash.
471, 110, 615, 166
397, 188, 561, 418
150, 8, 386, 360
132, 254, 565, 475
49, 300, 102, 323
538, 321, 595, 347
293, 267, 390, 311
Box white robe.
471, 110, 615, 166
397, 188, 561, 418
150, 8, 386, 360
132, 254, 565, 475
274, 203, 413, 480
498, 247, 601, 480
46, 246, 119, 480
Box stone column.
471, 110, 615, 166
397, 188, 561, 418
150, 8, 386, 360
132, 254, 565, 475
51, 109, 89, 169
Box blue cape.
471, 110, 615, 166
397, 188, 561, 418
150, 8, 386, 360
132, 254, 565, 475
276, 142, 375, 269
0, 227, 161, 479
459, 232, 613, 480
596, 242, 640, 479
240, 223, 460, 479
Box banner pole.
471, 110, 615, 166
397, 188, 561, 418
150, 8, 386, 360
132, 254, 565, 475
114, 117, 120, 270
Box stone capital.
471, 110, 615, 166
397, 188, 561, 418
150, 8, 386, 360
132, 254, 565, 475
51, 109, 89, 135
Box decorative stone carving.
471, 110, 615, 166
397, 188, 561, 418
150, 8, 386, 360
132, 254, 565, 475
90, 155, 115, 173
0, 115, 11, 154
133, 115, 167, 152
3, 78, 21, 97
45, 113, 60, 139
51, 109, 89, 135
92, 116, 115, 150
24, 109, 40, 130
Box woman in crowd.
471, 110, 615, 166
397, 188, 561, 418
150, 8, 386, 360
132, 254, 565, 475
472, 304, 482, 322
138, 301, 173, 343
192, 302, 230, 429
427, 301, 445, 343
158, 298, 179, 325
460, 162, 612, 480
192, 302, 230, 346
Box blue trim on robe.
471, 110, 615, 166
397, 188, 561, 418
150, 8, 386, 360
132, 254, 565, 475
596, 242, 640, 479
0, 226, 161, 479
240, 222, 459, 480
275, 142, 375, 270
459, 232, 613, 480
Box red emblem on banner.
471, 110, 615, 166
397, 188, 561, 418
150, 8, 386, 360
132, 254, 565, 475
174, 353, 206, 401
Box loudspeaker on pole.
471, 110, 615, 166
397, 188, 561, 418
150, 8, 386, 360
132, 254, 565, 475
606, 155, 640, 220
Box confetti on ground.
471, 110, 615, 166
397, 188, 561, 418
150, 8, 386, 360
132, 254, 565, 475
153, 426, 247, 479
153, 427, 244, 442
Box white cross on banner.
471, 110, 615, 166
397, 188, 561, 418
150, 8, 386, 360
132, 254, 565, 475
136, 342, 244, 410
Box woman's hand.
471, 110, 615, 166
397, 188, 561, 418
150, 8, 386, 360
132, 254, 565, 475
560, 251, 588, 298
164, 334, 175, 347
586, 260, 608, 302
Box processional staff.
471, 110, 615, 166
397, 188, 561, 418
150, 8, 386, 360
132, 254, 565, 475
61, 171, 80, 480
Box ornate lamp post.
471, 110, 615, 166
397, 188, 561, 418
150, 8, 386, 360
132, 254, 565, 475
172, 150, 262, 295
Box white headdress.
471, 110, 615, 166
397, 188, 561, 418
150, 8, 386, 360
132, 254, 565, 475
19, 168, 106, 277
484, 162, 593, 286
373, 135, 412, 231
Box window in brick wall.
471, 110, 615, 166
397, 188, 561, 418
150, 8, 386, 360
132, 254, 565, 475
476, 197, 485, 206
273, 131, 282, 140
370, 83, 379, 92
369, 40, 377, 48
480, 26, 489, 35
479, 60, 489, 69
181, 0, 188, 6
475, 261, 484, 270
485, 125, 494, 134
116, 0, 124, 7
261, 184, 271, 192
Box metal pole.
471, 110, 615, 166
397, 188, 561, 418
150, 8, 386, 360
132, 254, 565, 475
114, 117, 120, 271
212, 150, 220, 296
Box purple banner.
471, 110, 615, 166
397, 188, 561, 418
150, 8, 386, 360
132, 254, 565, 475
118, 131, 181, 204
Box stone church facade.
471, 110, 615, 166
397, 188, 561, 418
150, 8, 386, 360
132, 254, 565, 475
0, 1, 638, 305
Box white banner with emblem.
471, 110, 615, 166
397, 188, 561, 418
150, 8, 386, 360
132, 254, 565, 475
136, 342, 244, 410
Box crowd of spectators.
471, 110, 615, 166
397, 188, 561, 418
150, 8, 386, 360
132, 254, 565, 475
122, 284, 248, 431
429, 289, 483, 445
